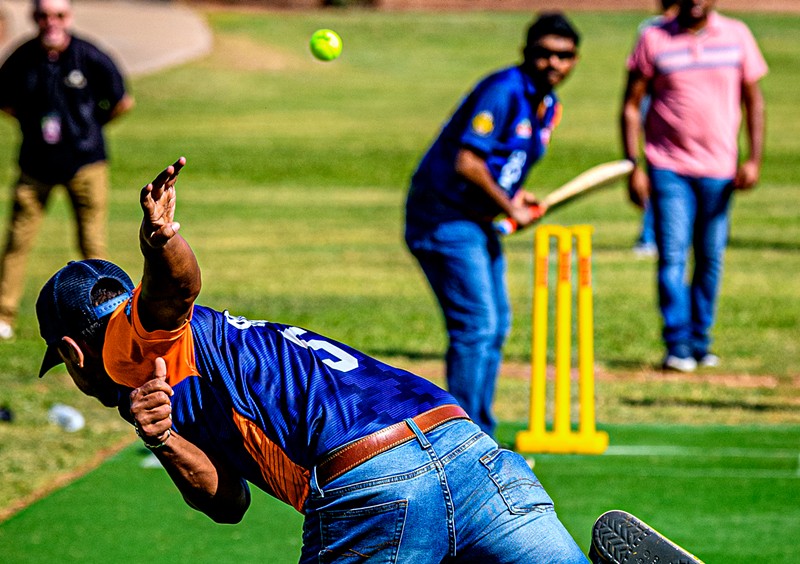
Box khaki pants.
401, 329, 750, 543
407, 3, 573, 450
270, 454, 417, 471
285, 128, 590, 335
0, 162, 108, 324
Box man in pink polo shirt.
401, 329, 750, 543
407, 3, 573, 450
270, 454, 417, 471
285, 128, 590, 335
620, 0, 767, 372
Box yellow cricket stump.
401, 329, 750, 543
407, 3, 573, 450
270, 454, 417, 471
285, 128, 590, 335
516, 225, 609, 455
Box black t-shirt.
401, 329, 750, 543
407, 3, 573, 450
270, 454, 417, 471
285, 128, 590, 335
0, 35, 128, 184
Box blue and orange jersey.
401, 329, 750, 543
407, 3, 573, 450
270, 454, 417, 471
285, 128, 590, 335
407, 65, 561, 226
103, 287, 455, 511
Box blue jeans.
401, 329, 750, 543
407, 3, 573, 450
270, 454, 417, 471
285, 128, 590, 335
405, 220, 510, 436
650, 167, 733, 358
302, 419, 587, 563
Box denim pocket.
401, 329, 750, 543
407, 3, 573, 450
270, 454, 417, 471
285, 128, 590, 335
319, 499, 408, 563
480, 449, 554, 515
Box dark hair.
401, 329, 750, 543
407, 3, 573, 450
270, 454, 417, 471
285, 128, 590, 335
85, 279, 127, 349
37, 259, 134, 378
525, 12, 581, 54
32, 0, 72, 11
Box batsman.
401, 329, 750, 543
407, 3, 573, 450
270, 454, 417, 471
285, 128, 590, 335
404, 12, 580, 437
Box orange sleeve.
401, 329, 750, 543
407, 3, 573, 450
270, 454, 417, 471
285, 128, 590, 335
552, 102, 562, 129
103, 285, 198, 388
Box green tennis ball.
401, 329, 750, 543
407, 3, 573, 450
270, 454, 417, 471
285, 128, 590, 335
309, 29, 342, 62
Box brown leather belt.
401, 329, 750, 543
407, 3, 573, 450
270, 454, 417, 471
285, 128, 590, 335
316, 404, 469, 486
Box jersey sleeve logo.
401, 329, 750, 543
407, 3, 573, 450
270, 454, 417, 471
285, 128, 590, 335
538, 100, 561, 146
498, 150, 527, 191
515, 119, 533, 139
64, 70, 87, 89
471, 111, 495, 137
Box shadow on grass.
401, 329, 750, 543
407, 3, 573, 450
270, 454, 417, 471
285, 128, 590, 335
589, 238, 800, 253
603, 357, 661, 371
621, 397, 796, 412
367, 348, 443, 361
727, 237, 800, 252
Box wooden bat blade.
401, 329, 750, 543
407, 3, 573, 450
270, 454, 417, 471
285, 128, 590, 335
542, 160, 634, 210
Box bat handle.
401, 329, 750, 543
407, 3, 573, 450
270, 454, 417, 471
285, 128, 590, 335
493, 205, 543, 236
494, 217, 519, 235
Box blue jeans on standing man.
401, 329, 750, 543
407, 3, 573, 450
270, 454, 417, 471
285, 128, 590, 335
650, 167, 733, 360
302, 418, 588, 563
405, 220, 510, 437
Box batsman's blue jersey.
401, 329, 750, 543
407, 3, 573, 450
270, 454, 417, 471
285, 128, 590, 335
103, 288, 455, 511
407, 65, 561, 225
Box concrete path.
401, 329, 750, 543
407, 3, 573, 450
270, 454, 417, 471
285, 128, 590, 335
0, 0, 212, 76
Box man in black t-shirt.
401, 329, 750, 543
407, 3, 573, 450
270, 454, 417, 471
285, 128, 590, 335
0, 0, 134, 340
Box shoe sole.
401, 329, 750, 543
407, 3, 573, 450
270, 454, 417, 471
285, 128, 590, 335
590, 510, 703, 564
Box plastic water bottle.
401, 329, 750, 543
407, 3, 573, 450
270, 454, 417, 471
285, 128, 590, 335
48, 404, 85, 432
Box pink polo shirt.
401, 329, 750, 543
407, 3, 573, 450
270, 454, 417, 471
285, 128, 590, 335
628, 12, 767, 178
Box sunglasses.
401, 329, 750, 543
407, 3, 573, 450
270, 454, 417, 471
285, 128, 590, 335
34, 11, 68, 21
529, 46, 577, 61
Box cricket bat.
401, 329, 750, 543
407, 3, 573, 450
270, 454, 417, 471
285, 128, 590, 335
495, 159, 635, 235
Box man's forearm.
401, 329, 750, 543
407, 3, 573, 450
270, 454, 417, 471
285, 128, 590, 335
620, 100, 643, 163
620, 71, 648, 163
742, 81, 765, 164
455, 148, 514, 216
149, 432, 250, 524
140, 230, 201, 303
139, 225, 201, 330
130, 358, 247, 523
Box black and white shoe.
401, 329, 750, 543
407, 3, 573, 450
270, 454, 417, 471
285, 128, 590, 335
590, 510, 703, 564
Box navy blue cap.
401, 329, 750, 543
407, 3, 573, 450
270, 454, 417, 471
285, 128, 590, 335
36, 259, 134, 377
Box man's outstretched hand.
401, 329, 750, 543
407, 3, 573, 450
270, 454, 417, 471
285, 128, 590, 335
141, 157, 186, 248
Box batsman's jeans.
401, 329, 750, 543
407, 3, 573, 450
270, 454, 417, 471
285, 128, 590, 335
405, 219, 510, 437
302, 419, 588, 563
650, 167, 733, 358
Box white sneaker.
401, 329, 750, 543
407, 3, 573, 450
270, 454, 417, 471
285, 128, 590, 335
632, 242, 658, 259
696, 353, 720, 368
0, 320, 13, 341
662, 355, 697, 373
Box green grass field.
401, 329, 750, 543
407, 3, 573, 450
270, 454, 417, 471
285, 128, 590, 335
1, 424, 798, 562
0, 8, 798, 562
